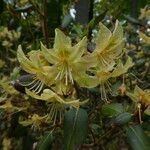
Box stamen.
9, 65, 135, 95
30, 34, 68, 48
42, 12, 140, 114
65, 67, 68, 85
55, 71, 61, 80
68, 68, 74, 84
53, 108, 58, 125
100, 55, 109, 66
105, 81, 112, 95
59, 66, 65, 80
33, 81, 44, 94
100, 84, 108, 103
19, 78, 37, 87
138, 103, 143, 124
49, 105, 55, 122
29, 80, 40, 91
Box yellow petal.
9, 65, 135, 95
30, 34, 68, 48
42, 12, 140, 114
26, 88, 56, 102
26, 88, 70, 104
96, 22, 112, 52
110, 20, 123, 44
94, 21, 124, 69
26, 88, 83, 108
36, 66, 57, 86
111, 56, 134, 77
19, 120, 33, 126
139, 32, 150, 45
41, 42, 59, 64
96, 70, 112, 84
17, 45, 38, 74
127, 86, 150, 105
106, 40, 124, 58
70, 36, 87, 61
28, 50, 49, 66
54, 29, 71, 50
75, 72, 98, 88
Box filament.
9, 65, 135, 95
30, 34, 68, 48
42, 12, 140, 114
53, 108, 58, 125
33, 81, 44, 94
68, 68, 74, 84
105, 81, 112, 95
19, 78, 37, 87
100, 55, 109, 67
100, 84, 108, 103
29, 80, 40, 91
65, 67, 68, 85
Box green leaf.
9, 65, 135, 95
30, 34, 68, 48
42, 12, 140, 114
101, 103, 123, 117
126, 125, 150, 150
37, 131, 53, 150
63, 108, 88, 150
114, 112, 132, 125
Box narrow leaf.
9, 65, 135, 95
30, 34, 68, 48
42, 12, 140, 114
114, 112, 132, 125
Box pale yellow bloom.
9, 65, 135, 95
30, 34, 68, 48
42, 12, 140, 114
90, 20, 124, 70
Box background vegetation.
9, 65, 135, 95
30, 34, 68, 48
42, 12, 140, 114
0, 0, 150, 150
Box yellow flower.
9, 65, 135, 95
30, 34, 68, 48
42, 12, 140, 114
19, 114, 48, 129
17, 29, 97, 91
90, 20, 124, 70
17, 22, 133, 103
96, 56, 133, 83
139, 32, 150, 45
95, 56, 134, 101
17, 46, 57, 89
41, 29, 97, 88
26, 88, 87, 108
139, 6, 150, 20
127, 86, 150, 106
25, 88, 88, 124
111, 56, 134, 78
2, 138, 12, 150
0, 100, 24, 112
0, 77, 19, 95
127, 86, 150, 117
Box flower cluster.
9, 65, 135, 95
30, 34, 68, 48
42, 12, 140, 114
17, 20, 134, 124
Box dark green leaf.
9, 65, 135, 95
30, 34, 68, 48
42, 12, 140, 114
126, 125, 150, 150
114, 112, 132, 125
101, 103, 123, 117
63, 108, 88, 150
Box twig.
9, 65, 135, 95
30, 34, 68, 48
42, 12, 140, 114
28, 0, 49, 47
42, 0, 49, 48
81, 143, 95, 148
28, 0, 44, 17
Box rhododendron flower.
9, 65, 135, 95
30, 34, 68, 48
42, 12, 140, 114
90, 20, 124, 70
41, 29, 97, 88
